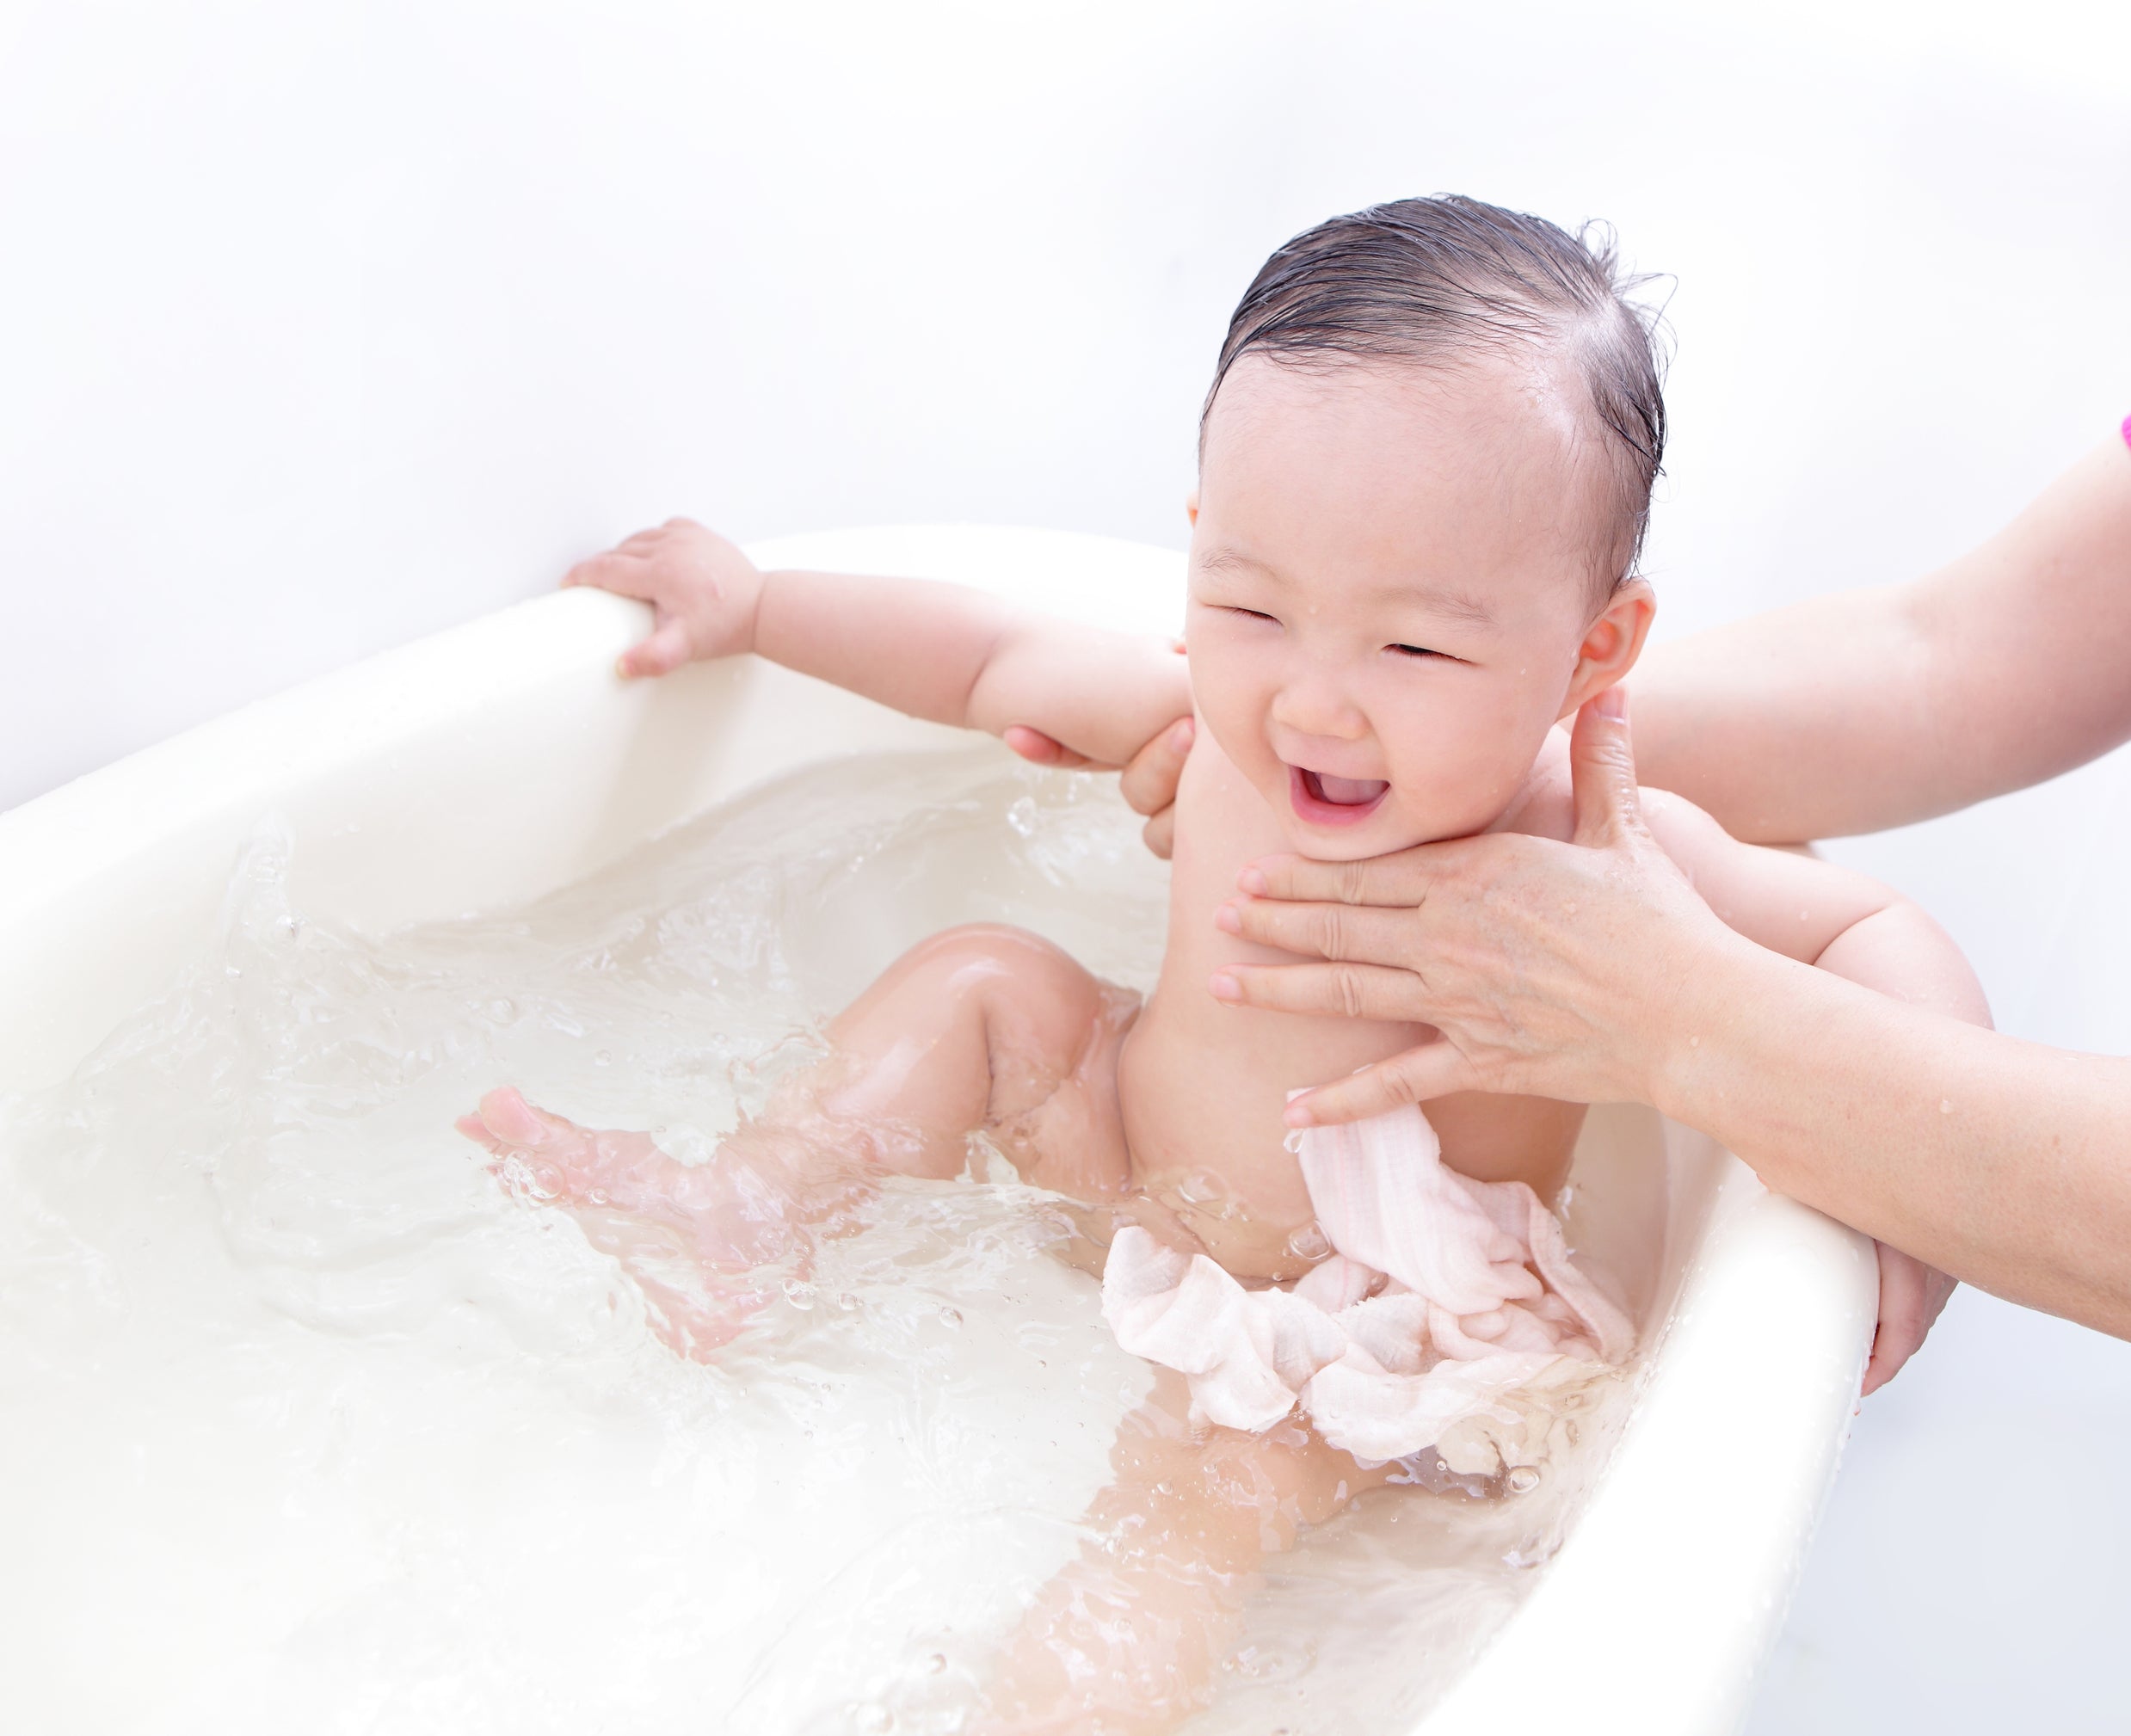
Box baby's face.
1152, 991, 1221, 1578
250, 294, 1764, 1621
1186, 355, 1648, 860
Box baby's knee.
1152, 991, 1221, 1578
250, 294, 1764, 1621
889, 923, 1091, 1006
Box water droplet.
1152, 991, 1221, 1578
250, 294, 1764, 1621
586, 1188, 609, 1206
837, 1291, 859, 1312
594, 1049, 613, 1068
938, 1305, 963, 1329
784, 1279, 816, 1310
1175, 1173, 1224, 1208
924, 1652, 947, 1675
1006, 796, 1039, 838
1284, 1222, 1331, 1261
1940, 1098, 1954, 1114
1506, 1464, 1542, 1493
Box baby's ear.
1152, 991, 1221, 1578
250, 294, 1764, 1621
1560, 579, 1655, 720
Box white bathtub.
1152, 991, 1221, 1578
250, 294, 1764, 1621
0, 525, 1875, 1733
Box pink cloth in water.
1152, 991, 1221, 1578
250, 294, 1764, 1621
1100, 1102, 1634, 1462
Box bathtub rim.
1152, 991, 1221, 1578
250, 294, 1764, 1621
0, 522, 1875, 1735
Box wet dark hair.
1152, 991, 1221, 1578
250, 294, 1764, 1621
1203, 194, 1669, 592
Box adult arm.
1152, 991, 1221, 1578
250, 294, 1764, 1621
1629, 428, 2131, 840
1210, 696, 2131, 1340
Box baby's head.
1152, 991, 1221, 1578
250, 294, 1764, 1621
1185, 195, 1667, 859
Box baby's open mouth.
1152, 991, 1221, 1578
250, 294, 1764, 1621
1289, 765, 1390, 826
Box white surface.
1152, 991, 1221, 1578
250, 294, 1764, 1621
3, 3, 2130, 1726
0, 526, 1877, 1733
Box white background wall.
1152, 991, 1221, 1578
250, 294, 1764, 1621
3, 1, 2128, 1727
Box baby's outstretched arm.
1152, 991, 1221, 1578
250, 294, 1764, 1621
566, 518, 1194, 770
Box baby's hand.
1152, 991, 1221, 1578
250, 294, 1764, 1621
563, 517, 767, 680
1862, 1242, 1956, 1394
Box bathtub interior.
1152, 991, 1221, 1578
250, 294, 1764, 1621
0, 526, 1875, 1734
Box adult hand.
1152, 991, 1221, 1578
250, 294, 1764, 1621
1212, 686, 1959, 1390
1210, 687, 1733, 1124
1007, 710, 1193, 859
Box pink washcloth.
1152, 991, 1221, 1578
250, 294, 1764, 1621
1101, 1102, 1633, 1463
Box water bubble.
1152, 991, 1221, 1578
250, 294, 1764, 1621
1005, 797, 1039, 838
1506, 1465, 1542, 1494
1175, 1173, 1216, 1205
784, 1279, 816, 1310
837, 1291, 860, 1312
1284, 1222, 1332, 1261
924, 1653, 947, 1675
594, 1049, 613, 1068
1564, 1419, 1580, 1445
937, 1305, 963, 1329
586, 1189, 610, 1207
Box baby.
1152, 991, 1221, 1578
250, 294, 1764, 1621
459, 197, 1984, 1731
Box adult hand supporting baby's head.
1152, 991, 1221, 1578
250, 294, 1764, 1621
1209, 689, 1733, 1125
1006, 711, 1194, 859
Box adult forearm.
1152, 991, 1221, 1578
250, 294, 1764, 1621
1658, 940, 2131, 1337
1633, 432, 2131, 843
1629, 585, 1937, 841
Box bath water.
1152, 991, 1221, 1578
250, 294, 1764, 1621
0, 748, 1633, 1734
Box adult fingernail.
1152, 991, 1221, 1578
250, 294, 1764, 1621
1237, 865, 1267, 896
1209, 971, 1241, 1002
1213, 902, 1241, 934
1593, 686, 1628, 720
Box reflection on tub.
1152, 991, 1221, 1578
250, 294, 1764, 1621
0, 748, 1651, 1734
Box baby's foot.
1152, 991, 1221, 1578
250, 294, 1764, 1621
456, 1087, 675, 1212
457, 1087, 791, 1359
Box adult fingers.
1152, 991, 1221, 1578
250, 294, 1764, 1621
1223, 891, 1429, 964
1142, 805, 1176, 860
1210, 958, 1433, 1023
1280, 1041, 1480, 1129
1236, 839, 1470, 909
1568, 686, 1652, 851
1119, 716, 1193, 819
1003, 725, 1101, 769
619, 617, 694, 680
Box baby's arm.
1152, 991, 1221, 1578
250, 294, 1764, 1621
1636, 791, 1989, 1025
566, 519, 1194, 769
1638, 791, 1990, 1388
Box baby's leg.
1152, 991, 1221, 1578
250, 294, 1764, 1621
980, 1372, 1395, 1735
459, 924, 1138, 1352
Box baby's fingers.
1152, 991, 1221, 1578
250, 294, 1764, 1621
619, 617, 695, 680
564, 551, 657, 600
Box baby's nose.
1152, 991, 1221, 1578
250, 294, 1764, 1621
1271, 678, 1368, 742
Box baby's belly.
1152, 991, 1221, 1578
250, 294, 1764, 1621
1112, 992, 1590, 1284
1112, 989, 1413, 1281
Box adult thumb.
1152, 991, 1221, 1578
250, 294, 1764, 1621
1570, 686, 1650, 850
